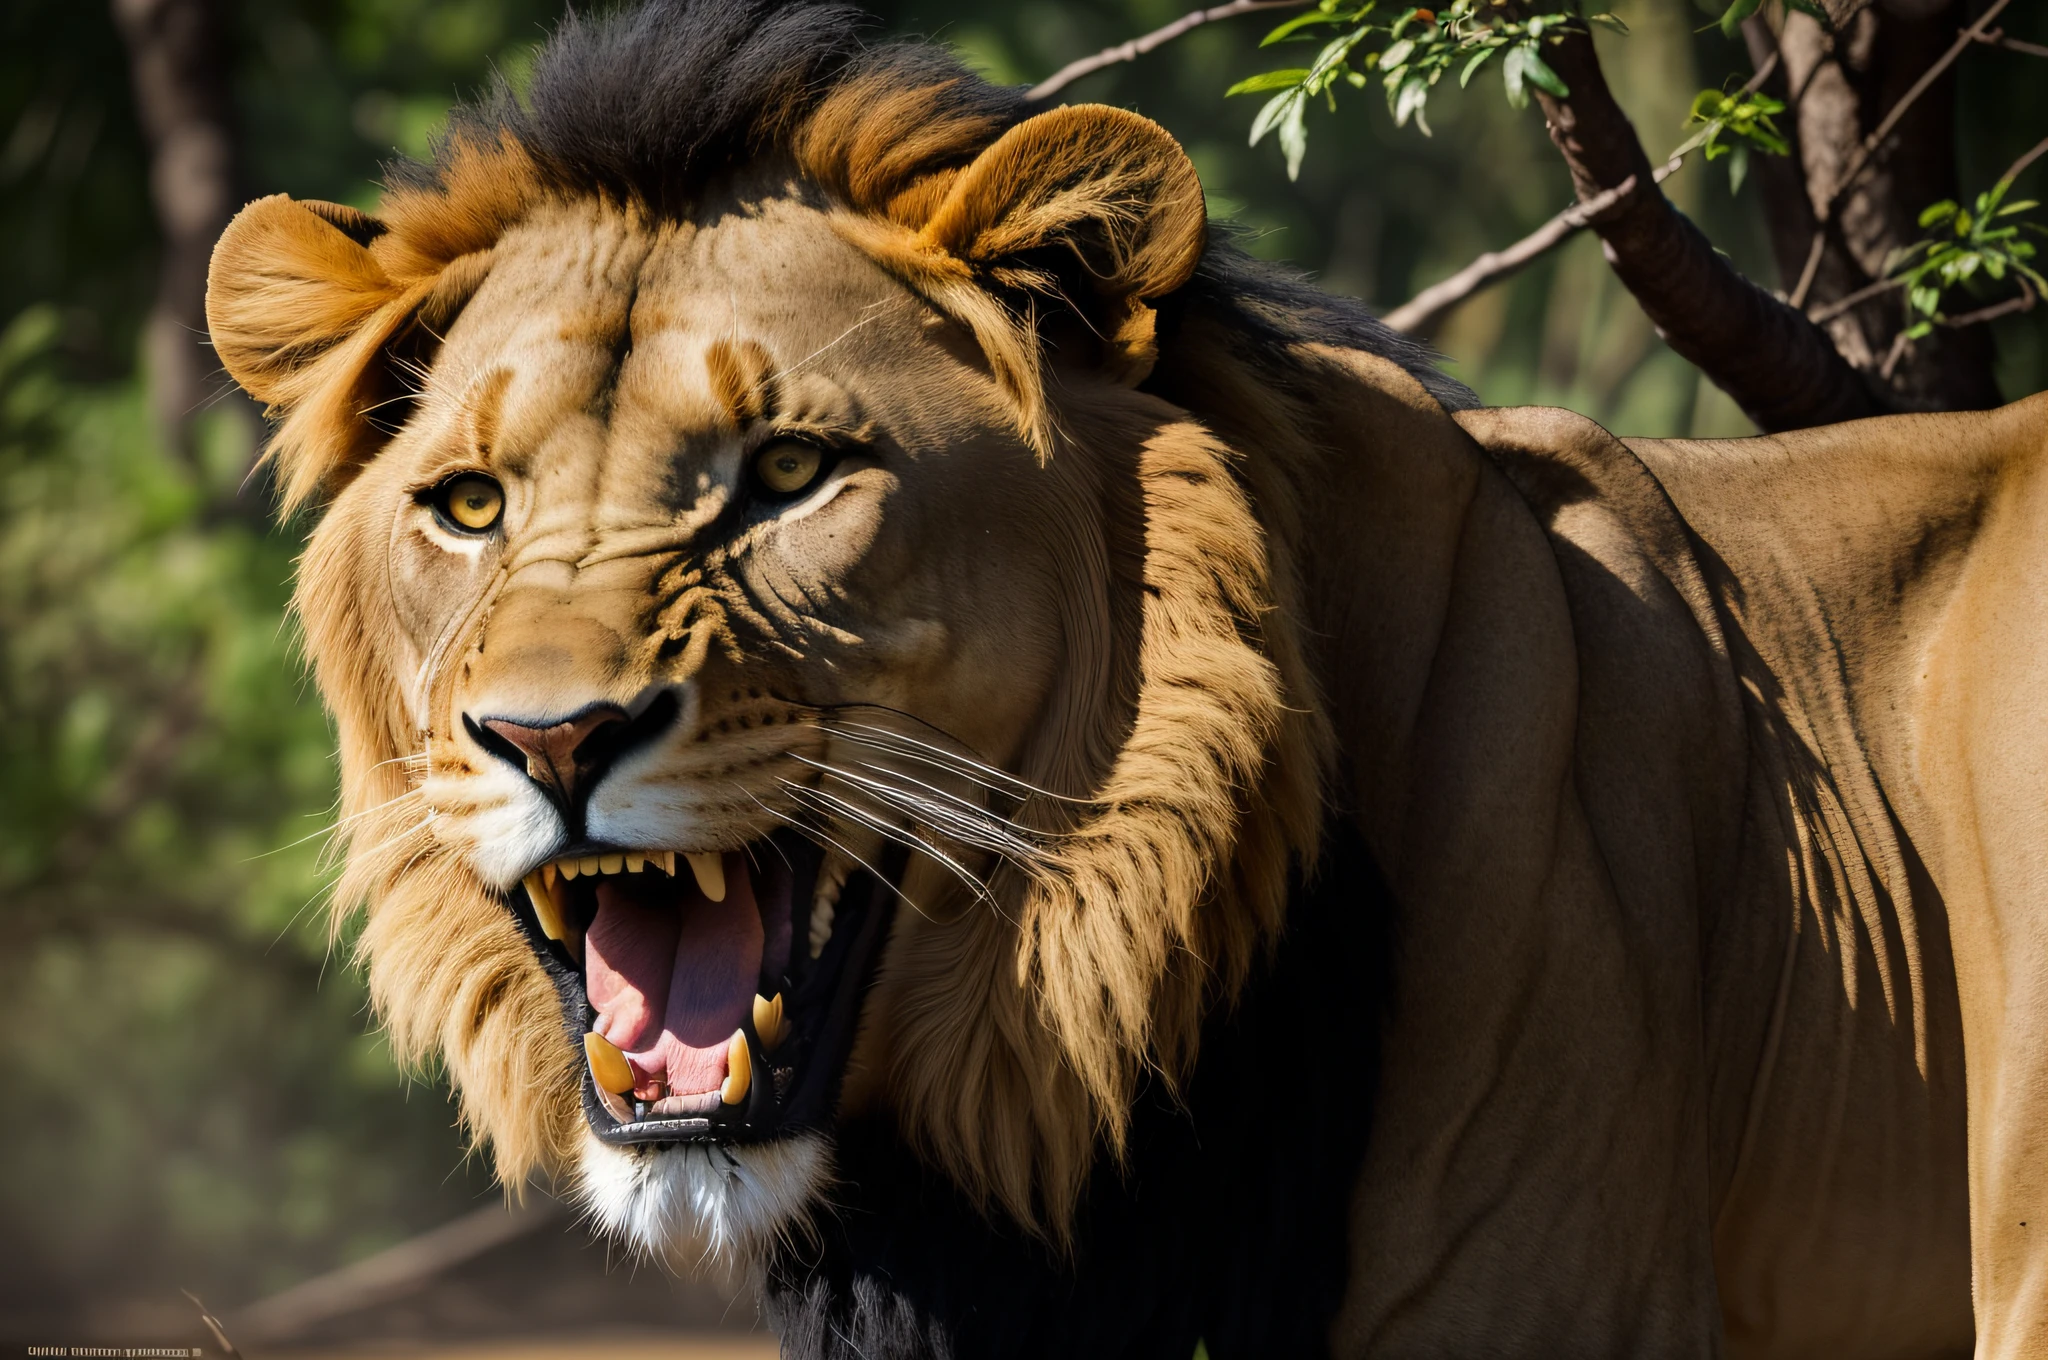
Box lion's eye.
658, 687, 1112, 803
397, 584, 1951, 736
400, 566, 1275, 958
436, 474, 504, 533
751, 440, 826, 498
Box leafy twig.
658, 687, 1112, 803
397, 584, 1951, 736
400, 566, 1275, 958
1226, 0, 1616, 179
1026, 0, 1309, 101
1886, 133, 2048, 337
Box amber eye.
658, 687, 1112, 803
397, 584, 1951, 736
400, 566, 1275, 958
751, 440, 826, 498
436, 474, 504, 533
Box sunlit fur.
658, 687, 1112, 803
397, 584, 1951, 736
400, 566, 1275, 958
208, 0, 1467, 1248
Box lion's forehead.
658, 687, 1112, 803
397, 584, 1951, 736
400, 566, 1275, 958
444, 201, 902, 419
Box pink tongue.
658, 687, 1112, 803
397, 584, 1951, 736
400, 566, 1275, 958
584, 856, 763, 1097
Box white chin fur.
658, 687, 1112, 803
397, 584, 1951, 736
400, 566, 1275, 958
575, 1129, 832, 1263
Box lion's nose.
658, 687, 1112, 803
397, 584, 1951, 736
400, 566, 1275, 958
473, 703, 636, 809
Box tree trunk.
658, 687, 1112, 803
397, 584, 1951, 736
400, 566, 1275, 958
111, 0, 244, 463
1745, 0, 2002, 411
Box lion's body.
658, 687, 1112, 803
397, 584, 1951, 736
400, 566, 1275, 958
202, 2, 2048, 1353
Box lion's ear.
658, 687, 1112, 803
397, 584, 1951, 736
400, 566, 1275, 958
207, 195, 402, 408
207, 194, 488, 508
918, 106, 1206, 376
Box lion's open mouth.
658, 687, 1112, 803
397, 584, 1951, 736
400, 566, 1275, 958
514, 832, 896, 1146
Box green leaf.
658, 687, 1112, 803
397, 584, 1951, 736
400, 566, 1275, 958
1782, 0, 1831, 26
1587, 12, 1630, 31
1718, 0, 1764, 37
1459, 45, 1499, 87
1393, 70, 1432, 128
1520, 47, 1570, 98
1261, 10, 1345, 45
1727, 142, 1751, 195
1228, 68, 1314, 96
1249, 87, 1303, 144
1916, 200, 1959, 228
1904, 321, 1934, 340
1502, 43, 1528, 107
1278, 93, 1312, 179
1382, 37, 1416, 67
1997, 200, 2040, 217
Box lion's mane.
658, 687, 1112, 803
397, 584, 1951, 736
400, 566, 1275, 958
222, 0, 1474, 1238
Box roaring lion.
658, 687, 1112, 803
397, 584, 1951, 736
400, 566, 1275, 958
203, 1, 2048, 1355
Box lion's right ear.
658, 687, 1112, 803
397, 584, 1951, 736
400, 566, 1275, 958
207, 195, 487, 508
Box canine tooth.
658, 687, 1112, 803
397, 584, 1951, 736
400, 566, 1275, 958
625, 853, 646, 873
660, 850, 676, 876
753, 993, 786, 1050
808, 900, 834, 960
584, 1031, 636, 1095
559, 859, 581, 880
543, 862, 559, 889
580, 856, 602, 876
522, 871, 567, 941
720, 1029, 751, 1105
597, 1086, 634, 1125
687, 852, 726, 902
599, 852, 624, 875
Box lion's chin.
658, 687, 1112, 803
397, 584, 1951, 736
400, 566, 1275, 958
575, 1127, 834, 1263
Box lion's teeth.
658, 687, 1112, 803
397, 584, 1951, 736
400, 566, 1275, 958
522, 870, 567, 941
625, 852, 646, 873
580, 855, 602, 876
660, 850, 676, 876
753, 992, 786, 1050
583, 1031, 635, 1095
596, 1085, 634, 1125
599, 852, 624, 875
559, 859, 581, 880
720, 1030, 751, 1105
687, 852, 726, 902
808, 855, 851, 959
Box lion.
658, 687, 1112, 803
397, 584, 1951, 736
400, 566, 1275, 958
202, 1, 2048, 1355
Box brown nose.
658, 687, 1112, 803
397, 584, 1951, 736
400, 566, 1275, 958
480, 704, 632, 806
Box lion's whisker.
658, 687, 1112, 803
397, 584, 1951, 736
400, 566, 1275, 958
777, 779, 1004, 915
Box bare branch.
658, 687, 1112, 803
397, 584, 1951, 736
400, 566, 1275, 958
1384, 164, 1664, 334
1789, 0, 2013, 306
1943, 277, 2037, 330
1981, 32, 2048, 59
1807, 275, 1902, 325
1027, 0, 1308, 102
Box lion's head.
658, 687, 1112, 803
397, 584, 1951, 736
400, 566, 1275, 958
206, 0, 1465, 1258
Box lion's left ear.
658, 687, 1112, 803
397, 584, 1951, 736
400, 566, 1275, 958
918, 105, 1206, 378
207, 194, 493, 510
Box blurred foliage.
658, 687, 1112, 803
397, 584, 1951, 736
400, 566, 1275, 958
0, 0, 2043, 1331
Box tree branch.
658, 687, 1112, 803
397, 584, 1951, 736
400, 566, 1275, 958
1522, 16, 1874, 430
1976, 30, 2048, 60
1027, 0, 1308, 102
1384, 51, 1781, 335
